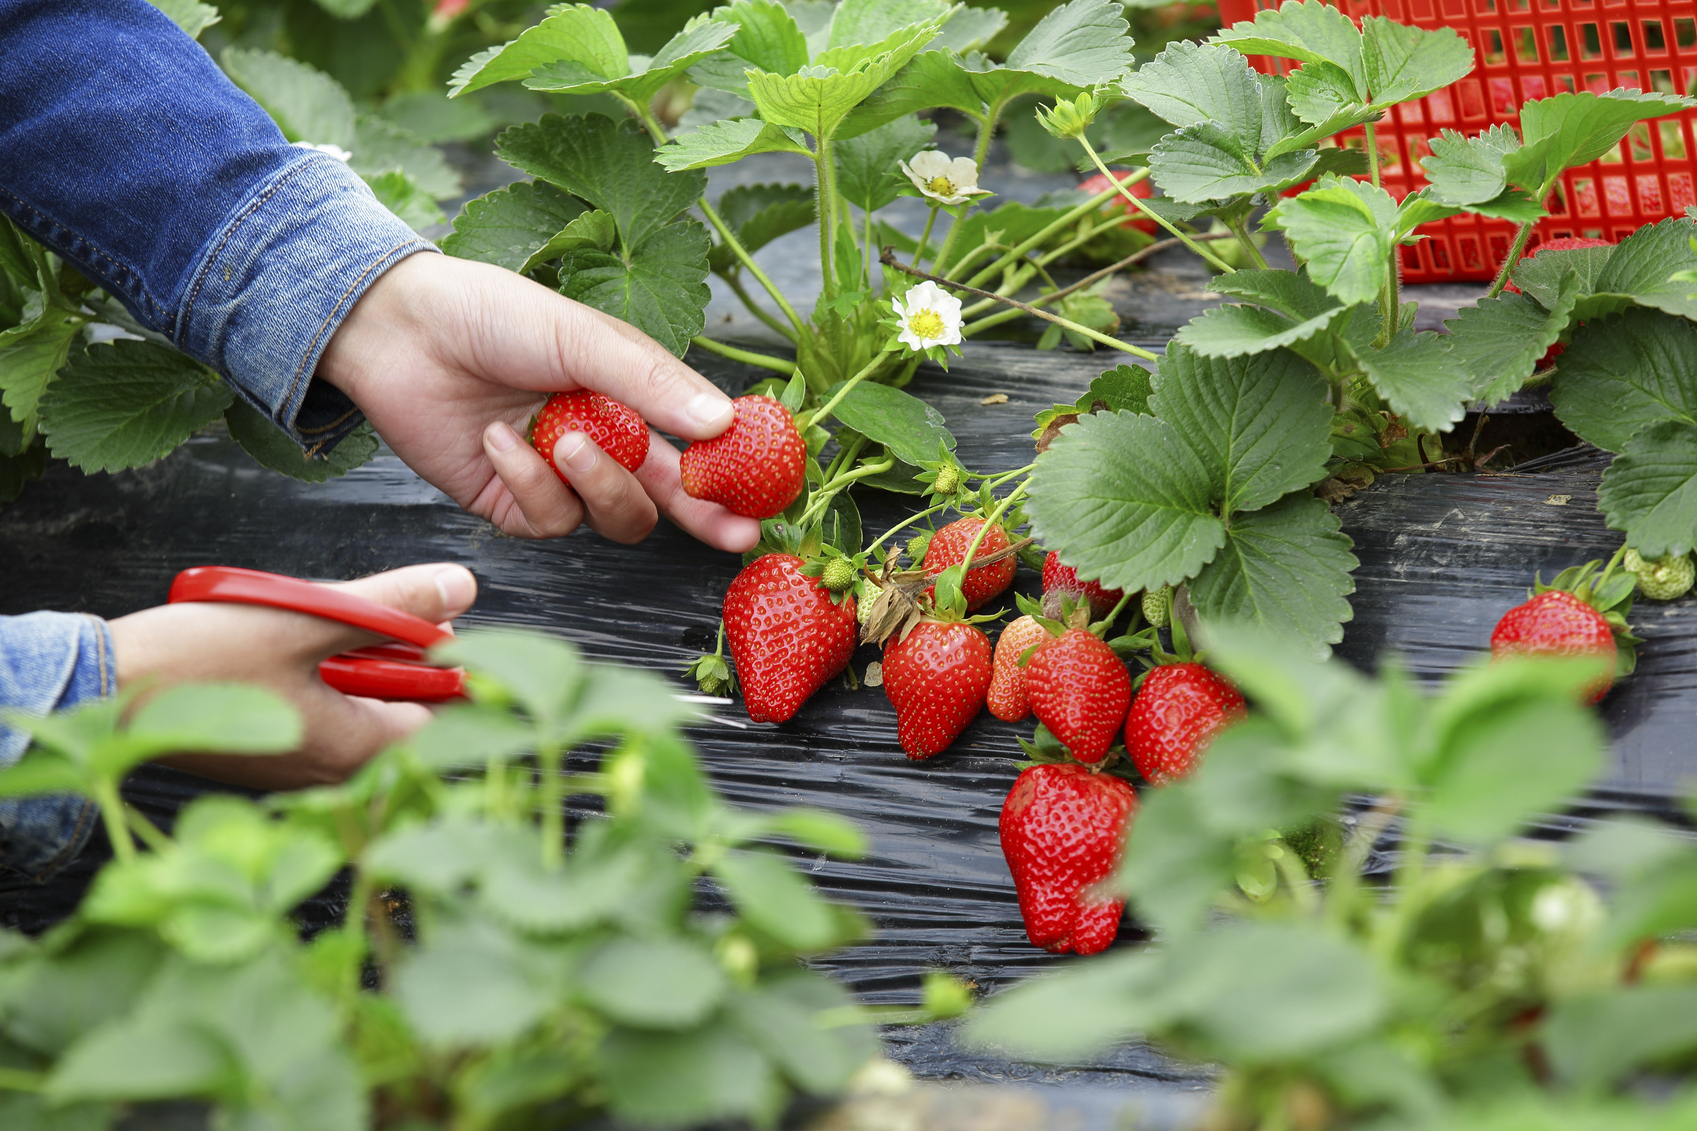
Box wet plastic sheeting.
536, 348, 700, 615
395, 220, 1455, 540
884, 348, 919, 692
0, 343, 1692, 1086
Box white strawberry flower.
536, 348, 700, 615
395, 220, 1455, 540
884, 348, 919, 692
892, 281, 963, 351
292, 140, 353, 162
899, 150, 992, 207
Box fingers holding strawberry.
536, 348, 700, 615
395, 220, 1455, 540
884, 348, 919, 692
680, 395, 807, 520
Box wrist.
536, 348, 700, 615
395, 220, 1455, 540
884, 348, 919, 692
317, 251, 438, 407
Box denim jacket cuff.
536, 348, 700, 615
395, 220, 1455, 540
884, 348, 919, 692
0, 612, 112, 880
172, 149, 438, 454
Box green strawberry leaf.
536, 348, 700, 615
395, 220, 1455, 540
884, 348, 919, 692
844, 50, 990, 126
1026, 410, 1226, 593
1360, 16, 1474, 106
1213, 0, 1366, 99
221, 48, 355, 149
820, 380, 955, 466
524, 13, 738, 105
1596, 419, 1697, 558
834, 115, 937, 214
656, 117, 812, 171
351, 116, 462, 199
1173, 302, 1349, 360
825, 0, 951, 51
1086, 364, 1155, 414
1584, 216, 1697, 322
1150, 345, 1333, 515
1148, 123, 1323, 204
1002, 0, 1135, 88
498, 114, 707, 249
1445, 274, 1581, 404
522, 210, 620, 273
225, 403, 378, 482
1420, 124, 1520, 206
1346, 327, 1474, 433
1188, 494, 1357, 658
1120, 42, 1264, 153
441, 181, 589, 273
929, 5, 1009, 52
705, 183, 817, 273
151, 0, 220, 38
1549, 308, 1697, 453
1510, 243, 1617, 309
0, 312, 82, 436
362, 169, 446, 233
559, 220, 712, 357
1504, 90, 1694, 196
1262, 175, 1398, 307
449, 3, 629, 97
1280, 60, 1363, 129
687, 0, 812, 96
1209, 267, 1338, 317
38, 341, 233, 473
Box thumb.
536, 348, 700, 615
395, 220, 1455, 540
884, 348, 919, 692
312, 563, 478, 657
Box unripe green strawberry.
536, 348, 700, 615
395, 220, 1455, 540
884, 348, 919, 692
932, 463, 961, 494
1142, 585, 1172, 628
1624, 548, 1695, 601
907, 531, 933, 562
821, 557, 857, 592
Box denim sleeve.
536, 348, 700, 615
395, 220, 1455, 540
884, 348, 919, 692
0, 614, 112, 881
0, 0, 437, 452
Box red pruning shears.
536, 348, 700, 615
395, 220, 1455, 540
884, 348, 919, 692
167, 566, 467, 703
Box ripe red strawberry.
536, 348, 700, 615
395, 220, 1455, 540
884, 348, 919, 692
679, 395, 806, 519
922, 517, 1016, 612
1491, 589, 1617, 704
1078, 170, 1156, 234
723, 554, 857, 723
528, 390, 649, 477
1025, 628, 1131, 764
1000, 763, 1137, 955
1041, 552, 1124, 619
1125, 662, 1246, 784
882, 620, 993, 758
988, 615, 1048, 722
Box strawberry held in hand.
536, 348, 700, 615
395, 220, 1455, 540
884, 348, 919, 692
723, 554, 856, 723
679, 395, 806, 519
528, 390, 649, 478
922, 517, 1016, 612
987, 614, 1048, 722
1026, 627, 1131, 764
1000, 763, 1137, 955
882, 620, 993, 758
1125, 662, 1246, 784
1041, 551, 1124, 619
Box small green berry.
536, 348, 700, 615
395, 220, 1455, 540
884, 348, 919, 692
907, 531, 933, 562
1627, 549, 1695, 601
821, 557, 856, 592
1142, 584, 1172, 628
932, 464, 961, 495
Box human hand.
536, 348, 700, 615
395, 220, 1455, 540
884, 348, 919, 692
106, 563, 477, 790
317, 253, 762, 551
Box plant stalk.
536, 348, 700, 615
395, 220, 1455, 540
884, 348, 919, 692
1486, 220, 1536, 299
912, 207, 939, 267
699, 196, 810, 337
1224, 213, 1269, 271
816, 138, 839, 303
807, 350, 894, 430
1077, 140, 1236, 273
958, 482, 1027, 574
797, 458, 895, 526
540, 742, 564, 870
962, 181, 1135, 291
868, 501, 954, 554
1364, 121, 1383, 189
881, 251, 1158, 361
724, 273, 799, 342
690, 335, 795, 374
93, 776, 134, 864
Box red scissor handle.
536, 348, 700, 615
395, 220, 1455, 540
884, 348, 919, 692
167, 566, 465, 702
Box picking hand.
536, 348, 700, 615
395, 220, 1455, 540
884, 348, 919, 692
107, 563, 477, 789
317, 254, 762, 551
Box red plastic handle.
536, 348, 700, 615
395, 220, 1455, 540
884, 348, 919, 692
168, 566, 452, 648
318, 656, 466, 703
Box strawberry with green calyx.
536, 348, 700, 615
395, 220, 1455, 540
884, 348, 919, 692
1041, 551, 1125, 620
684, 620, 737, 698
798, 545, 866, 606
922, 516, 1019, 612
528, 390, 649, 478
1623, 547, 1695, 602
679, 395, 807, 519
1000, 762, 1138, 955
1024, 604, 1133, 765
1491, 547, 1642, 704
914, 441, 971, 506
988, 614, 1050, 722
1142, 584, 1173, 629
722, 553, 857, 723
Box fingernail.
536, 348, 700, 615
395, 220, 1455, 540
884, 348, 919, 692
557, 431, 596, 473
486, 421, 519, 452
686, 392, 735, 430
434, 566, 475, 610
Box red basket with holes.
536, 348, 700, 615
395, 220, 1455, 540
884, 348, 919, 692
1218, 0, 1697, 281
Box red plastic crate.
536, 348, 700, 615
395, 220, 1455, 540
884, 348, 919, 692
1217, 0, 1697, 281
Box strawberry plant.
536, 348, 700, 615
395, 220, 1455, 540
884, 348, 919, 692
969, 626, 1697, 1128
0, 628, 974, 1129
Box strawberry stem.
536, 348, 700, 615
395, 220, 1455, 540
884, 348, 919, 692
958, 483, 1028, 576
795, 458, 895, 528
867, 502, 953, 556
807, 350, 897, 432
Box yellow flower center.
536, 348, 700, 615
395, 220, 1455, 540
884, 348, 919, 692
907, 308, 946, 340
926, 175, 957, 196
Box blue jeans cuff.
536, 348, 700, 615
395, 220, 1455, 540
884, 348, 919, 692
172, 149, 438, 453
